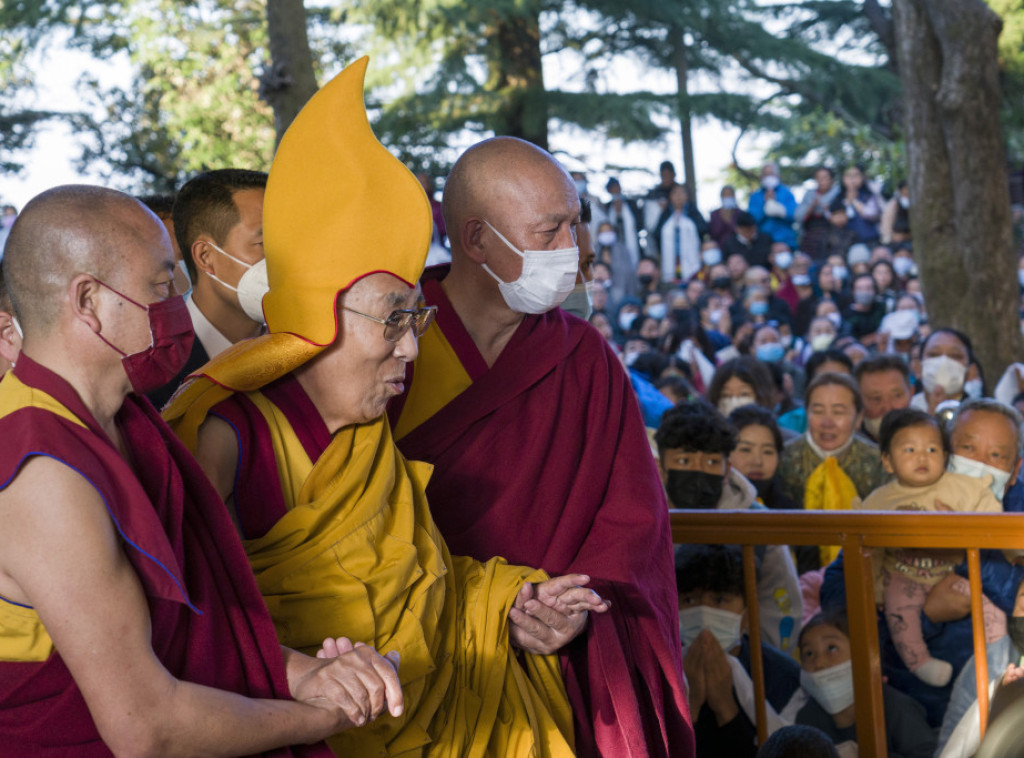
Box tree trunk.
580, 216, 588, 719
262, 0, 318, 146
672, 35, 698, 207
893, 0, 1022, 385
488, 11, 548, 150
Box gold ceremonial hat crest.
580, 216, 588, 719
261, 56, 432, 345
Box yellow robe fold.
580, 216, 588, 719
167, 367, 574, 757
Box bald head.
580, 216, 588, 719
3, 185, 165, 334
442, 137, 575, 256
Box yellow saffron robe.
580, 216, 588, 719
165, 339, 575, 757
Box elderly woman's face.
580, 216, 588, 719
807, 383, 861, 451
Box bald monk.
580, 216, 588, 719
0, 185, 404, 755
165, 58, 606, 757
390, 137, 695, 757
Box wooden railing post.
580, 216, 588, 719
842, 537, 887, 757
967, 548, 990, 739
742, 545, 768, 745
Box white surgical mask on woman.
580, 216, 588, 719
483, 220, 579, 314
719, 394, 756, 417
921, 355, 966, 396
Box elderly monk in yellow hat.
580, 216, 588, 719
164, 57, 607, 757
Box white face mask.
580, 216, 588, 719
597, 230, 618, 247
921, 355, 967, 396
863, 415, 883, 440
762, 175, 781, 190
561, 279, 593, 321
774, 251, 793, 270
204, 241, 269, 323
483, 221, 579, 314
963, 378, 984, 399
801, 660, 855, 714
679, 605, 743, 652
948, 454, 1013, 503
719, 395, 756, 417
810, 333, 835, 352
647, 303, 668, 320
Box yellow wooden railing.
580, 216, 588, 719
670, 509, 1024, 757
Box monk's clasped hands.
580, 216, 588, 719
508, 573, 611, 655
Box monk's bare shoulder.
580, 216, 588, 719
0, 455, 123, 606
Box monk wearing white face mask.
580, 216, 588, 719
145, 169, 269, 410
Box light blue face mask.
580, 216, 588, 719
755, 341, 785, 363
749, 301, 769, 317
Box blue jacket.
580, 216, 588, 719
748, 185, 798, 247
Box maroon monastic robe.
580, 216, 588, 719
0, 357, 329, 757
393, 277, 695, 758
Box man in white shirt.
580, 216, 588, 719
147, 169, 268, 408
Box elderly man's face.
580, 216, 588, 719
100, 208, 179, 360
303, 273, 421, 429
480, 163, 580, 286
859, 369, 911, 421
951, 409, 1021, 480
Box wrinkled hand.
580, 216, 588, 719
289, 638, 404, 730
699, 630, 739, 725
508, 574, 610, 655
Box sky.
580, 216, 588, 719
0, 29, 777, 214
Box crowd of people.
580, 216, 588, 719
572, 154, 1024, 755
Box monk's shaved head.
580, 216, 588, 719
3, 185, 163, 333
442, 137, 575, 251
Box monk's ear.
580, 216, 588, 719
70, 274, 104, 333
0, 311, 21, 368
459, 218, 487, 265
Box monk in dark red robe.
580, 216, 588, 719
0, 185, 397, 755
391, 136, 694, 758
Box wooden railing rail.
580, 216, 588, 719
669, 510, 1024, 756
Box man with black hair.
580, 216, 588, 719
658, 402, 802, 652
148, 169, 268, 408
723, 211, 773, 268
855, 354, 912, 442
675, 543, 804, 757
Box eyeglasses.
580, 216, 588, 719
342, 305, 437, 342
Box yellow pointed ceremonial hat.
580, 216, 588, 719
261, 56, 432, 345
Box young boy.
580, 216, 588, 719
676, 543, 805, 757
658, 402, 802, 653
861, 407, 1003, 686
